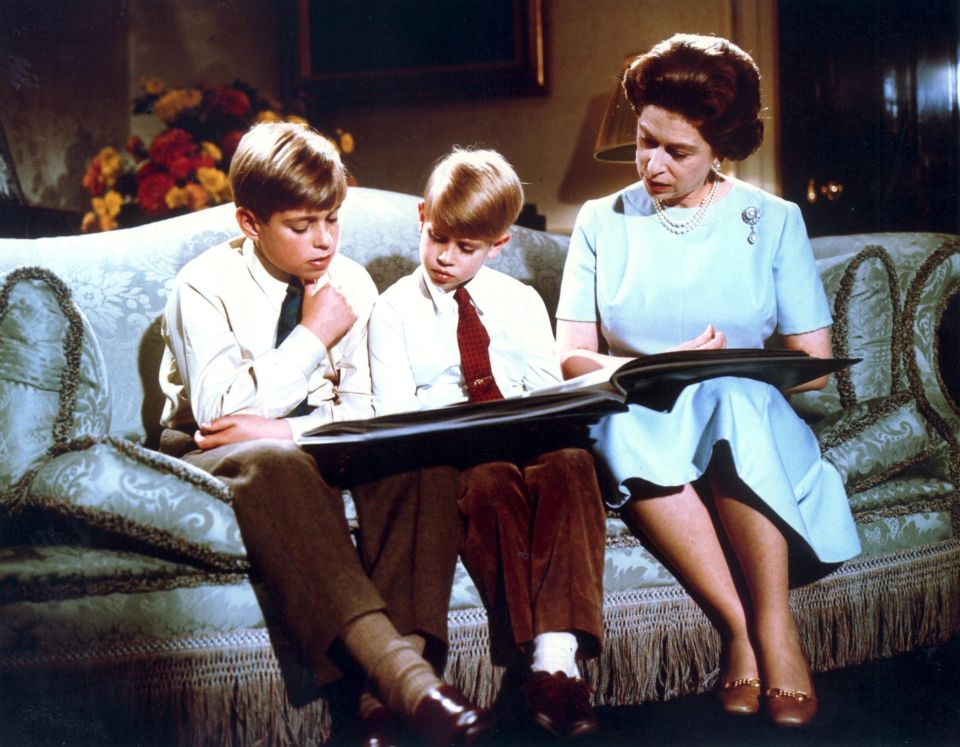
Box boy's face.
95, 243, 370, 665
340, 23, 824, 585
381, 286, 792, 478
236, 205, 341, 281
418, 204, 508, 291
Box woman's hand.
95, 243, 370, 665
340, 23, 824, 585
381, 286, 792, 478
195, 414, 293, 449
671, 324, 728, 351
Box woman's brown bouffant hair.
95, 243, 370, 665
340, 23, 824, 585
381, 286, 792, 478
622, 33, 764, 162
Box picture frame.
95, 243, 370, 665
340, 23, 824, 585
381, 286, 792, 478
294, 0, 546, 103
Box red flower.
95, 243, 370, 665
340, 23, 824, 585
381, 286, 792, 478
207, 88, 251, 119
221, 129, 245, 161
137, 172, 176, 215
82, 161, 105, 196
168, 156, 194, 181
191, 152, 215, 172
148, 128, 194, 168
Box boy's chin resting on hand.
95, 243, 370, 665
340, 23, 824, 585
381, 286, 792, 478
194, 414, 293, 449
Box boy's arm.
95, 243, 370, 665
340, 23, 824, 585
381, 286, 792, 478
166, 279, 329, 425
519, 285, 564, 391
369, 297, 421, 416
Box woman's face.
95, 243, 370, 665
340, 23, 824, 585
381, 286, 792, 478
635, 105, 717, 208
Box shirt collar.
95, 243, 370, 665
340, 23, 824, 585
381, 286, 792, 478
418, 264, 495, 316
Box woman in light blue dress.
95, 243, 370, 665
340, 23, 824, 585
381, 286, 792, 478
556, 34, 861, 728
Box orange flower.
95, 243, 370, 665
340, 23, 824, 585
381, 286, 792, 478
184, 183, 210, 211
142, 77, 166, 95
153, 88, 203, 123
81, 211, 98, 232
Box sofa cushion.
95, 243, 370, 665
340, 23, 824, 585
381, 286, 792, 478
21, 437, 247, 571
792, 245, 904, 420
0, 268, 110, 497
813, 394, 930, 493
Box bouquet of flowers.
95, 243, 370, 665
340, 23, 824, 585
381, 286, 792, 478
81, 78, 354, 232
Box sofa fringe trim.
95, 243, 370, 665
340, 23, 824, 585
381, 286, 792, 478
2, 541, 957, 744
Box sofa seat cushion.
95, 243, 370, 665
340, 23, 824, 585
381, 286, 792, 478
0, 268, 110, 496
855, 512, 954, 556
0, 545, 260, 653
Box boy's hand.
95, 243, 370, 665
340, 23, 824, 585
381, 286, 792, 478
300, 280, 358, 349
195, 415, 293, 449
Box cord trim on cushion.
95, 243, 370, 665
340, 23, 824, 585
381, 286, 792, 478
0, 267, 86, 512
901, 240, 960, 506
17, 434, 246, 573
0, 564, 248, 605
830, 245, 905, 407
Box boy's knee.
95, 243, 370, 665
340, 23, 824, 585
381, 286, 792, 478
460, 461, 524, 505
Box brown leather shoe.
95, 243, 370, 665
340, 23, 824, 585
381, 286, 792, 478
521, 671, 599, 739
411, 684, 495, 746
718, 677, 761, 715
764, 687, 817, 727
358, 705, 405, 747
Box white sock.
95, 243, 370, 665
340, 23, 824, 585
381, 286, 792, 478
531, 631, 579, 679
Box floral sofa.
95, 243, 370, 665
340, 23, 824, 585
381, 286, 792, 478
1, 188, 958, 745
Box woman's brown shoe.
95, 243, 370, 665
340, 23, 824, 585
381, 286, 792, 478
764, 687, 817, 727
718, 677, 761, 715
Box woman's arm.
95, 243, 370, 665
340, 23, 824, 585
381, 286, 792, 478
556, 319, 632, 379
782, 326, 832, 392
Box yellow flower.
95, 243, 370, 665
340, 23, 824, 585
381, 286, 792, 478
255, 110, 283, 123
165, 186, 187, 211
201, 141, 222, 162
153, 88, 203, 123
102, 190, 123, 217
98, 213, 119, 231
286, 114, 309, 126
338, 131, 355, 154
81, 211, 98, 232
97, 147, 122, 186
142, 77, 166, 95
197, 167, 232, 203
92, 190, 123, 219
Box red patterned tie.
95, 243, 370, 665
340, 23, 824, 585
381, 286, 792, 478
454, 285, 504, 402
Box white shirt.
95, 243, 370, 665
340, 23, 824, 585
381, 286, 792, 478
369, 264, 561, 415
160, 236, 377, 439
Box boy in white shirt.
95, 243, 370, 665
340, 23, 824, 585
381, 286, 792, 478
159, 123, 492, 746
369, 148, 606, 740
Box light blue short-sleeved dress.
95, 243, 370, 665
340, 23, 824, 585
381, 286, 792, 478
557, 179, 861, 563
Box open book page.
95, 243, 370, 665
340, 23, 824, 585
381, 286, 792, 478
298, 349, 857, 450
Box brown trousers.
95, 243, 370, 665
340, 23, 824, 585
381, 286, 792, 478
458, 447, 606, 665
163, 433, 462, 685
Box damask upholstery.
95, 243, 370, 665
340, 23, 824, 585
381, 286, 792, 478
0, 192, 957, 746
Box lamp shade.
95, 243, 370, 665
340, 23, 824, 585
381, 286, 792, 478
593, 76, 637, 162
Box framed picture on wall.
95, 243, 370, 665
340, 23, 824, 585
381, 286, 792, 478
294, 0, 546, 103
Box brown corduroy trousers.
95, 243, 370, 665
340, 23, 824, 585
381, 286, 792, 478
458, 447, 606, 665
163, 433, 462, 685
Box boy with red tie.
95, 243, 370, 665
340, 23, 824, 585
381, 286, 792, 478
369, 148, 607, 740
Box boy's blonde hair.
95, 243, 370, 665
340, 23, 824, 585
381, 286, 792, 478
423, 148, 524, 242
229, 122, 347, 220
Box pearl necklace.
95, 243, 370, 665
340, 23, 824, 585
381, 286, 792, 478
653, 177, 721, 235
